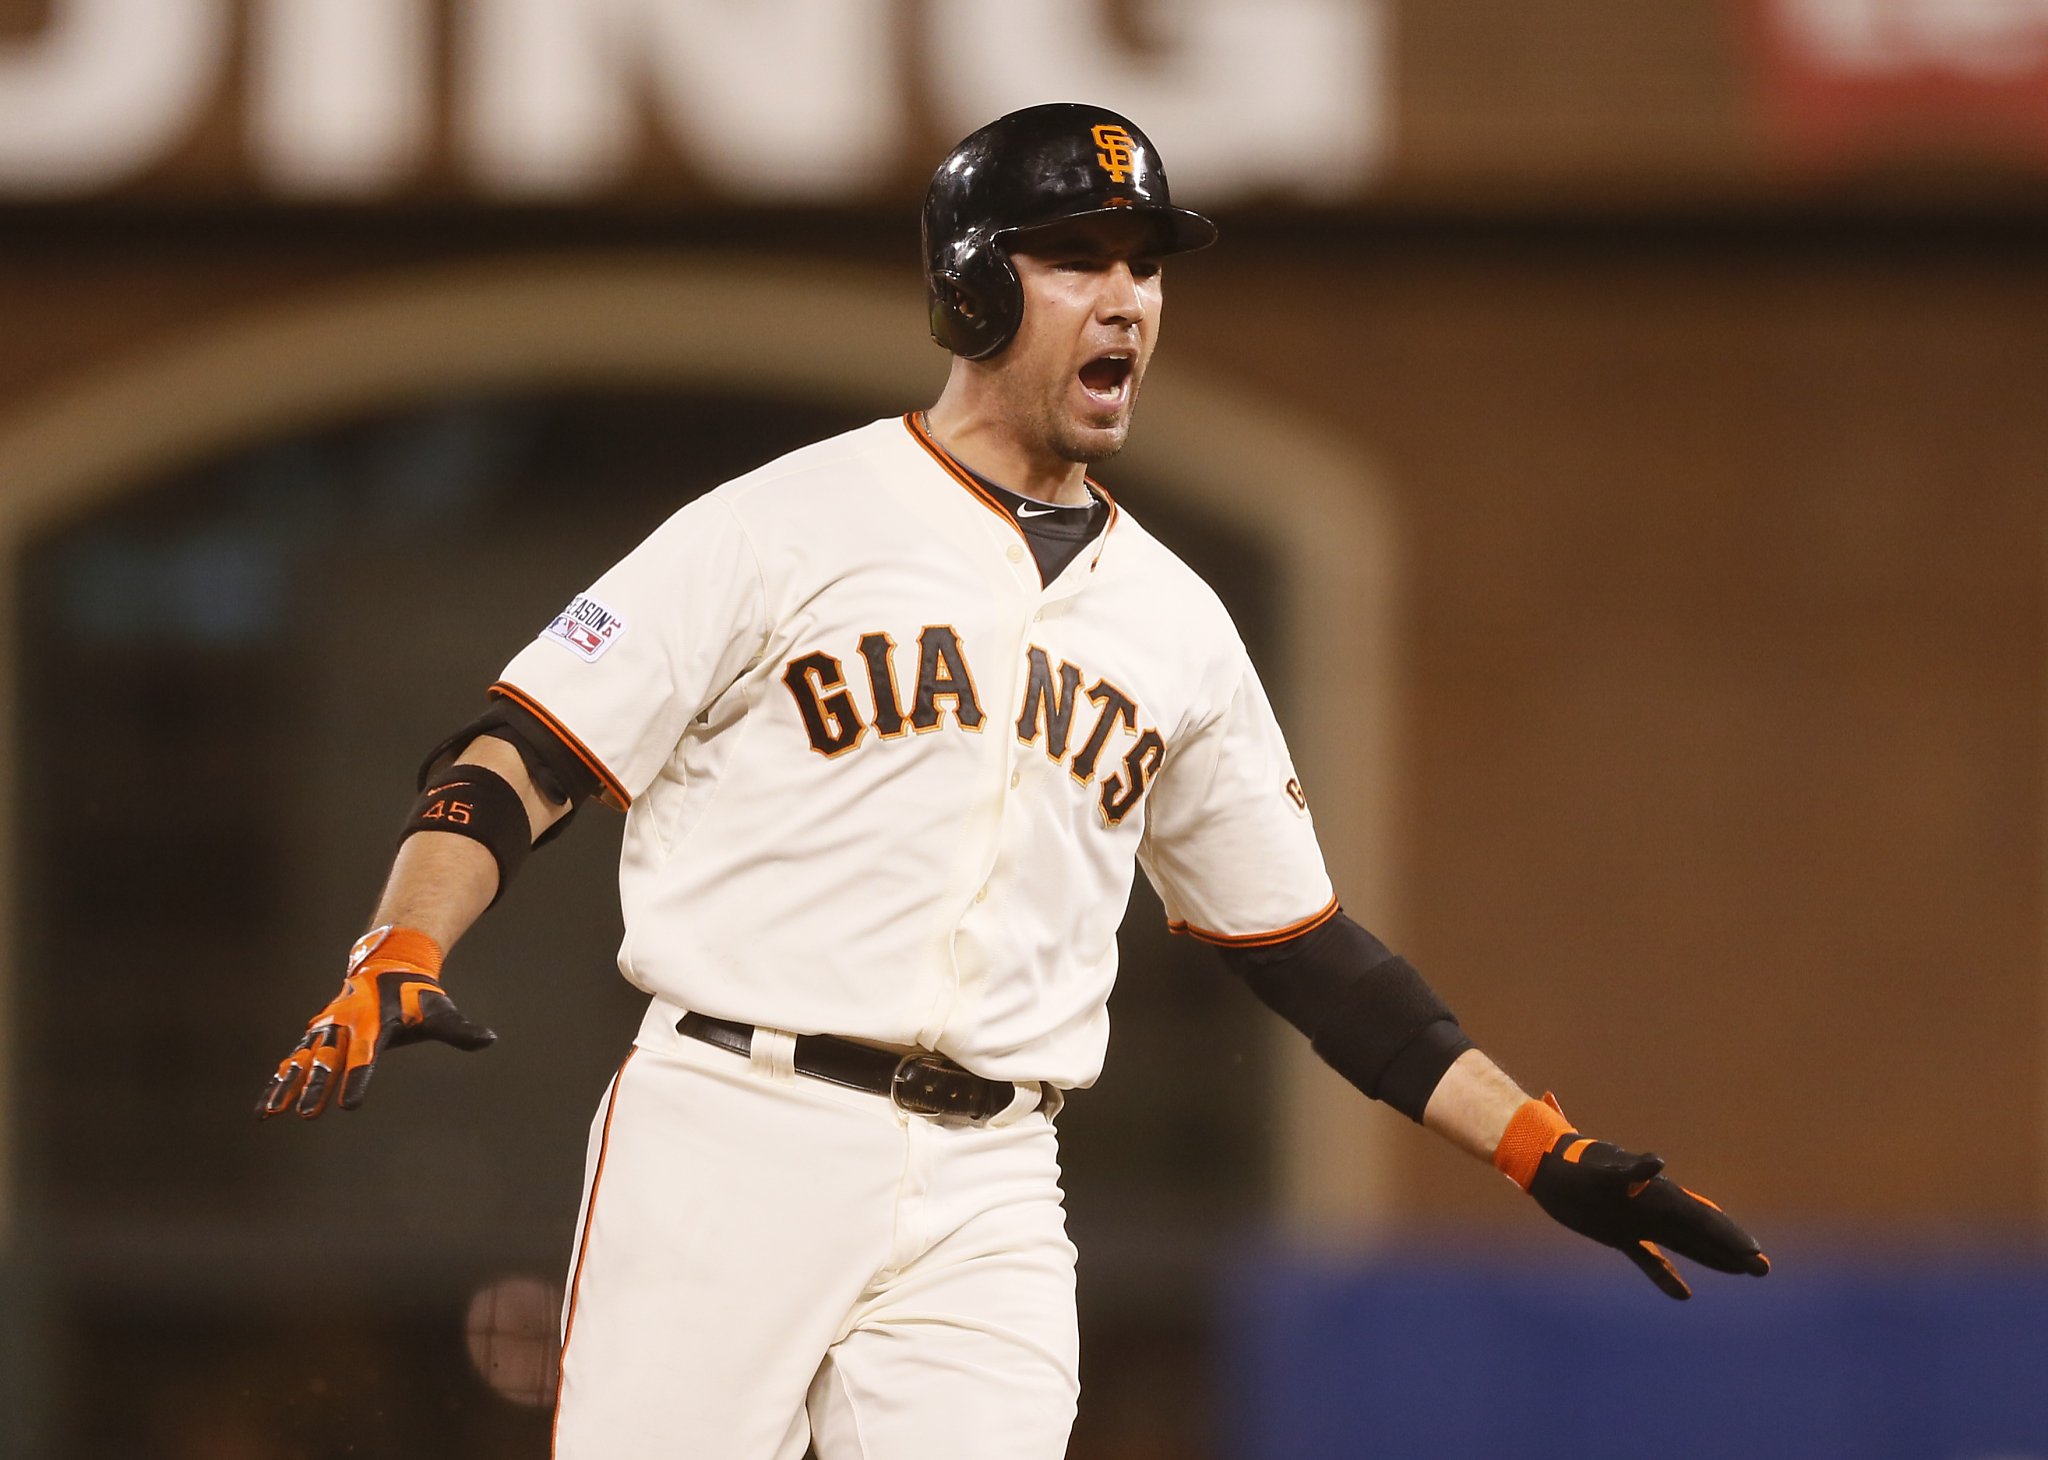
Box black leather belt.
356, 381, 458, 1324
676, 1013, 1034, 1124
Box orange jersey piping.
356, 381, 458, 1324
1168, 896, 1340, 948
489, 680, 631, 810
551, 1046, 636, 1457
1085, 474, 1120, 551
905, 412, 1025, 539
904, 412, 1120, 544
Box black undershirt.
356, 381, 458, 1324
965, 469, 1109, 585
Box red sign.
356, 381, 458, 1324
1738, 0, 2048, 169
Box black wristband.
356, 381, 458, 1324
400, 763, 533, 907
418, 695, 604, 846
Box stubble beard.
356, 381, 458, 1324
1037, 376, 1140, 467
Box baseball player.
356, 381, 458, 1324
258, 104, 1769, 1459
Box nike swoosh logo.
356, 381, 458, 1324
1017, 504, 1057, 518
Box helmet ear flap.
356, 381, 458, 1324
927, 272, 980, 355
941, 277, 981, 321
929, 249, 1022, 360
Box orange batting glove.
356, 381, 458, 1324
256, 925, 495, 1120
1493, 1093, 1771, 1300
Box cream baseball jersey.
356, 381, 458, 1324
495, 414, 1334, 1088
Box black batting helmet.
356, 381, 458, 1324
922, 102, 1218, 360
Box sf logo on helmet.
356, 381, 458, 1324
1092, 124, 1136, 184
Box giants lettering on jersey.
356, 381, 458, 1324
782, 634, 1165, 827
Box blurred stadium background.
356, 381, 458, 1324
2, 1, 2046, 1456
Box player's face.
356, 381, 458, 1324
999, 217, 1165, 466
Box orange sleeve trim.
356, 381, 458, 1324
488, 680, 632, 811
1167, 895, 1340, 948
551, 1046, 635, 1457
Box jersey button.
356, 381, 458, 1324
1007, 544, 1025, 564
1009, 770, 1021, 789
975, 886, 989, 902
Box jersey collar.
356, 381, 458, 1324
903, 413, 1120, 572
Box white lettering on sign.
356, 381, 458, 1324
926, 0, 1389, 200
0, 0, 1388, 201
0, 0, 227, 196
249, 0, 433, 195
459, 0, 900, 198
1775, 0, 2048, 77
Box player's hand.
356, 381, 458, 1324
1494, 1093, 1770, 1300
256, 925, 495, 1120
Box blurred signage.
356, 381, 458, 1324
0, 0, 1388, 204
1742, 0, 2048, 167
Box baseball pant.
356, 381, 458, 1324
550, 999, 1080, 1460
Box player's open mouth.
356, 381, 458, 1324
1077, 352, 1134, 406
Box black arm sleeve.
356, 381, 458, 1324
417, 696, 607, 848
1214, 910, 1473, 1123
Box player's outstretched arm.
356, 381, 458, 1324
256, 735, 573, 1121
1423, 1049, 1772, 1299
1211, 912, 1769, 1299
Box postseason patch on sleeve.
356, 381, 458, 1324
542, 592, 627, 663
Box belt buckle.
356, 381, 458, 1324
891, 1052, 969, 1121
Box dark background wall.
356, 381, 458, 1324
1171, 217, 2048, 1231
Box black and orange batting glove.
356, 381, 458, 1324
1493, 1093, 1770, 1300
256, 925, 495, 1120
